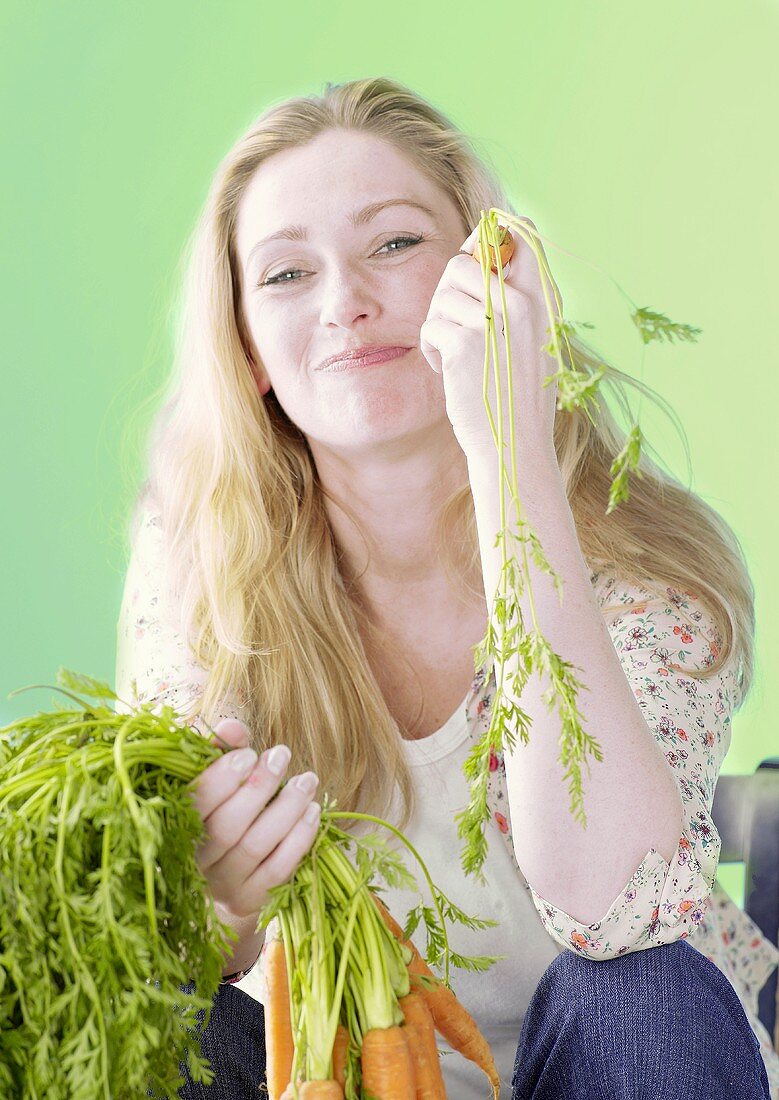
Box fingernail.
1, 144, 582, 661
266, 744, 291, 775
304, 802, 321, 824
229, 747, 258, 773
293, 771, 319, 793
460, 226, 478, 251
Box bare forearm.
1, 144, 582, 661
214, 901, 265, 976
465, 446, 684, 925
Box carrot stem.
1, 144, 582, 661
320, 810, 453, 986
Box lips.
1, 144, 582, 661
317, 346, 412, 372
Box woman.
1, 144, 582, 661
116, 78, 776, 1098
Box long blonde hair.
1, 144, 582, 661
123, 77, 754, 835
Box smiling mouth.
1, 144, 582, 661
317, 347, 413, 372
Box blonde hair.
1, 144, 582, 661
124, 77, 754, 836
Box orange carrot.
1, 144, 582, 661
372, 894, 499, 1100
403, 1026, 418, 1096
398, 992, 447, 1099
360, 1024, 417, 1099
332, 1023, 349, 1088
265, 937, 295, 1100
472, 221, 515, 273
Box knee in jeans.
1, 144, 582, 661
545, 938, 690, 988
515, 941, 770, 1098
542, 938, 758, 1044
546, 938, 708, 986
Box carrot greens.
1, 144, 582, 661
456, 210, 703, 883
0, 669, 240, 1099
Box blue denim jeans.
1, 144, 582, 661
171, 939, 770, 1099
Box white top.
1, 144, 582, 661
388, 694, 561, 1098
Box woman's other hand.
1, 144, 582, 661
189, 717, 321, 920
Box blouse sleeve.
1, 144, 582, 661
114, 501, 242, 736
527, 579, 742, 960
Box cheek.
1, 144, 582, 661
413, 255, 444, 294
404, 265, 445, 318
420, 261, 451, 319
245, 310, 302, 380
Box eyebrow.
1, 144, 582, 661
244, 198, 438, 273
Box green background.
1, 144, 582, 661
3, 1, 778, 908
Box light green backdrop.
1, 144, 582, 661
3, 1, 777, 908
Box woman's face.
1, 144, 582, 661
234, 129, 469, 457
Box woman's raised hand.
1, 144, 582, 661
189, 717, 321, 919
419, 219, 563, 465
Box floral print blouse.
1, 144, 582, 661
115, 505, 779, 1096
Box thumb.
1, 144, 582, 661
211, 717, 251, 753
458, 225, 480, 256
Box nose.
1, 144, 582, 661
317, 266, 381, 328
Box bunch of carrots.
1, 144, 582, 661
255, 795, 504, 1100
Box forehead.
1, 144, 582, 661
235, 130, 442, 257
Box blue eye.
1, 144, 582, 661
258, 234, 425, 288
